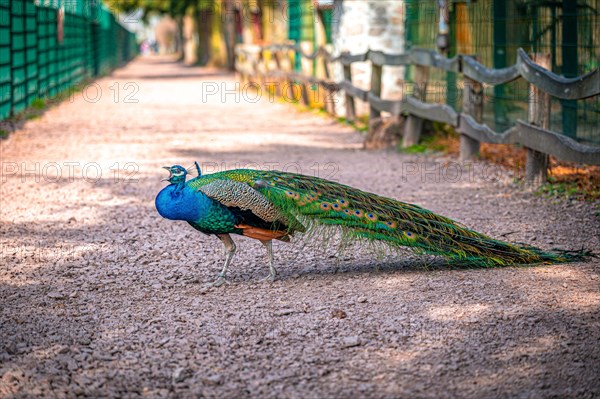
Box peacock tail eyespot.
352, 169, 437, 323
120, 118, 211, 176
294, 193, 301, 200
343, 209, 350, 214
404, 231, 417, 240
332, 203, 340, 209
366, 213, 377, 221
385, 221, 398, 228
285, 190, 296, 198
320, 202, 331, 210
353, 210, 364, 217
337, 198, 349, 207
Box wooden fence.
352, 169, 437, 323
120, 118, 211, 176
235, 43, 600, 186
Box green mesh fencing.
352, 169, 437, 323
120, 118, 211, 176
0, 0, 138, 121
405, 0, 600, 145
288, 0, 316, 72
0, 2, 12, 118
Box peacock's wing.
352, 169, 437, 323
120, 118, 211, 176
241, 170, 567, 266
193, 178, 305, 233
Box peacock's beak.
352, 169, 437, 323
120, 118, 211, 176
161, 166, 172, 181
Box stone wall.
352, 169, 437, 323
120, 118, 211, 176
331, 0, 406, 116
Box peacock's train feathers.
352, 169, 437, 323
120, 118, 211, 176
184, 168, 585, 268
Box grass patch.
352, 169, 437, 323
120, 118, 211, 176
31, 98, 46, 110
535, 169, 600, 201
353, 123, 368, 133
536, 179, 581, 199
334, 116, 368, 132
401, 143, 429, 154
399, 122, 456, 154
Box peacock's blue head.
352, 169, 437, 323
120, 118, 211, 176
162, 165, 188, 185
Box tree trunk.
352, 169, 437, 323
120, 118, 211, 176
175, 15, 184, 62
222, 0, 236, 70
194, 5, 211, 65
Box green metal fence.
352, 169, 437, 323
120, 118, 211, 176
405, 0, 600, 145
0, 0, 137, 120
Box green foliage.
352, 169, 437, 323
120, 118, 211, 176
356, 115, 370, 125
354, 125, 368, 133
400, 143, 429, 154
398, 132, 449, 154
0, 129, 8, 139
536, 179, 582, 199
104, 0, 199, 19
333, 116, 368, 132
31, 98, 46, 110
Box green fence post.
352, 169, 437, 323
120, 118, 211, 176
0, 0, 11, 119
11, 0, 26, 114
561, 1, 578, 139
24, 0, 37, 106
492, 0, 508, 131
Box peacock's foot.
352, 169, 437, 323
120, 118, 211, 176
260, 268, 278, 283
206, 274, 227, 288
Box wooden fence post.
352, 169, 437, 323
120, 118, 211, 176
285, 47, 296, 102
402, 65, 429, 147
254, 48, 263, 88
300, 42, 312, 107
272, 48, 283, 97
300, 79, 310, 106
460, 74, 483, 161
369, 63, 383, 122
321, 48, 332, 114
234, 47, 243, 83
525, 54, 551, 187
343, 63, 356, 122
241, 51, 249, 85
314, 8, 331, 114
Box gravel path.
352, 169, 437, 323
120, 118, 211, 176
1, 56, 599, 399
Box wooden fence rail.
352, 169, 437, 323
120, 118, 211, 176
235, 43, 600, 185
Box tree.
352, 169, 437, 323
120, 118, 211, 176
103, 0, 234, 68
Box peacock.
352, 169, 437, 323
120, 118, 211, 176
155, 163, 585, 286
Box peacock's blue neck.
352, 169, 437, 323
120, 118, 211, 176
155, 182, 211, 222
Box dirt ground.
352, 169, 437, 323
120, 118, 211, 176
1, 56, 599, 399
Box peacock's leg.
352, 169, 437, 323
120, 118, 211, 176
208, 233, 236, 287
260, 240, 278, 282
